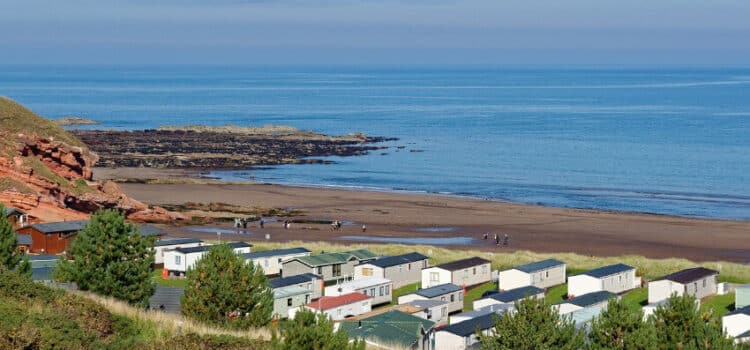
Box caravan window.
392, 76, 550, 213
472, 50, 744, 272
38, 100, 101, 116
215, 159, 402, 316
175, 255, 181, 265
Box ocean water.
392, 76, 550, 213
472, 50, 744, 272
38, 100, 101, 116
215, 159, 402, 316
2, 65, 750, 220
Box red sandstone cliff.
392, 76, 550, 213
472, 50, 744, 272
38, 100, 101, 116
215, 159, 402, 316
0, 96, 184, 223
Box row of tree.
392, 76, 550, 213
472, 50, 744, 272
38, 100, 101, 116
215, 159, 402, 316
479, 294, 747, 350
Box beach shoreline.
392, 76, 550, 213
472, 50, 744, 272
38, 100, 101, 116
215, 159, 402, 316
107, 167, 750, 264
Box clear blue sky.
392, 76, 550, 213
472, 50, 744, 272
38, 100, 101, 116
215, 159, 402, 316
1, 0, 749, 64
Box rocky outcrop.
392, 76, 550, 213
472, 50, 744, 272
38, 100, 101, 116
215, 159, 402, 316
71, 128, 397, 169
0, 97, 184, 223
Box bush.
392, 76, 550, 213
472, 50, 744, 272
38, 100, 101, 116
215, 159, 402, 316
54, 209, 156, 307
271, 309, 364, 350
181, 244, 273, 329
479, 296, 585, 350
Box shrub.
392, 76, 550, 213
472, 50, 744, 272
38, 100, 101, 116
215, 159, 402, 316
181, 244, 273, 329
54, 209, 156, 307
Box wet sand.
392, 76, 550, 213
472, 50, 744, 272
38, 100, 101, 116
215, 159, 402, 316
118, 182, 750, 263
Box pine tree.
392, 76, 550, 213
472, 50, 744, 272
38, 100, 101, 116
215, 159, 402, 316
181, 243, 273, 329
588, 298, 657, 350
652, 294, 735, 350
54, 209, 155, 307
478, 296, 585, 350
0, 204, 31, 277
271, 308, 365, 350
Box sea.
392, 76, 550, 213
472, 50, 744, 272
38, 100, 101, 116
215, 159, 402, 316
2, 65, 749, 220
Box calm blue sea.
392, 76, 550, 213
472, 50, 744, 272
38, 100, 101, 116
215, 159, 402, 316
2, 65, 750, 220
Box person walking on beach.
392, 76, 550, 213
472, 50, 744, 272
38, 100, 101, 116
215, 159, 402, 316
259, 218, 264, 229
494, 234, 499, 246
483, 232, 488, 240
503, 233, 509, 247
362, 224, 367, 233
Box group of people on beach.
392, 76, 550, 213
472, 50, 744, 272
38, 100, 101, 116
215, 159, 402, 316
483, 232, 509, 247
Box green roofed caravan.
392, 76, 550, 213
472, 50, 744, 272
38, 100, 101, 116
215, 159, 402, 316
340, 310, 435, 349
280, 249, 379, 285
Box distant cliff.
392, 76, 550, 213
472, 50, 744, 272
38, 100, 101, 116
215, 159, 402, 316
0, 97, 183, 222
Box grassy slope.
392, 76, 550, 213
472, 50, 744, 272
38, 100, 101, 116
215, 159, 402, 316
0, 270, 268, 350
0, 96, 85, 148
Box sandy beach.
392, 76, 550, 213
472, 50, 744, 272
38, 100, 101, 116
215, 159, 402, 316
112, 174, 750, 263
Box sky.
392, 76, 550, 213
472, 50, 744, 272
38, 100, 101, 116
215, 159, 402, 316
1, 0, 749, 65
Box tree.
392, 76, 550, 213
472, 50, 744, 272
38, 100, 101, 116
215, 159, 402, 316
181, 243, 273, 329
588, 298, 657, 350
478, 296, 585, 350
271, 308, 364, 350
652, 294, 734, 350
0, 204, 31, 277
54, 209, 155, 307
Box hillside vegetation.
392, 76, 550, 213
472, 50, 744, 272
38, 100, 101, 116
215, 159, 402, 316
0, 269, 268, 350
0, 96, 86, 148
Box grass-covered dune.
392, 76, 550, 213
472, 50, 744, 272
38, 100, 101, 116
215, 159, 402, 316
0, 269, 268, 350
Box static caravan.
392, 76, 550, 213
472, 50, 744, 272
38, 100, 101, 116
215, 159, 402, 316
153, 238, 204, 265
723, 306, 750, 343
305, 293, 372, 321
473, 285, 544, 310
647, 267, 718, 304
273, 285, 312, 319
555, 290, 617, 315
355, 252, 429, 289
400, 299, 450, 326
282, 249, 378, 285
435, 313, 496, 350
398, 283, 464, 314
450, 304, 509, 325
243, 247, 311, 276
163, 242, 252, 277
269, 273, 324, 300
498, 259, 566, 290
324, 277, 393, 306
737, 283, 750, 309
421, 257, 491, 288
567, 263, 638, 298
339, 310, 436, 350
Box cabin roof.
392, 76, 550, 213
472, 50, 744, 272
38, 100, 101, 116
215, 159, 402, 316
514, 259, 565, 273
339, 310, 435, 348
431, 257, 490, 272
243, 247, 310, 260
655, 267, 718, 284
489, 285, 544, 303
269, 273, 321, 289
366, 252, 429, 268
414, 283, 462, 298
174, 241, 251, 254
441, 313, 497, 337
582, 263, 634, 278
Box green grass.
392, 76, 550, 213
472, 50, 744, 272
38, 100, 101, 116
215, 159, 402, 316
620, 287, 648, 310
700, 293, 736, 317
152, 269, 188, 288
545, 284, 569, 304
463, 281, 497, 311
0, 177, 37, 195
390, 282, 421, 305
0, 96, 86, 148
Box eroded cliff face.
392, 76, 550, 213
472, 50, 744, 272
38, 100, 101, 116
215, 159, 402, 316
0, 97, 184, 223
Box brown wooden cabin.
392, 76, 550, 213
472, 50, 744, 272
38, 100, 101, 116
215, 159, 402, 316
17, 220, 165, 255
17, 220, 88, 254
5, 207, 31, 230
